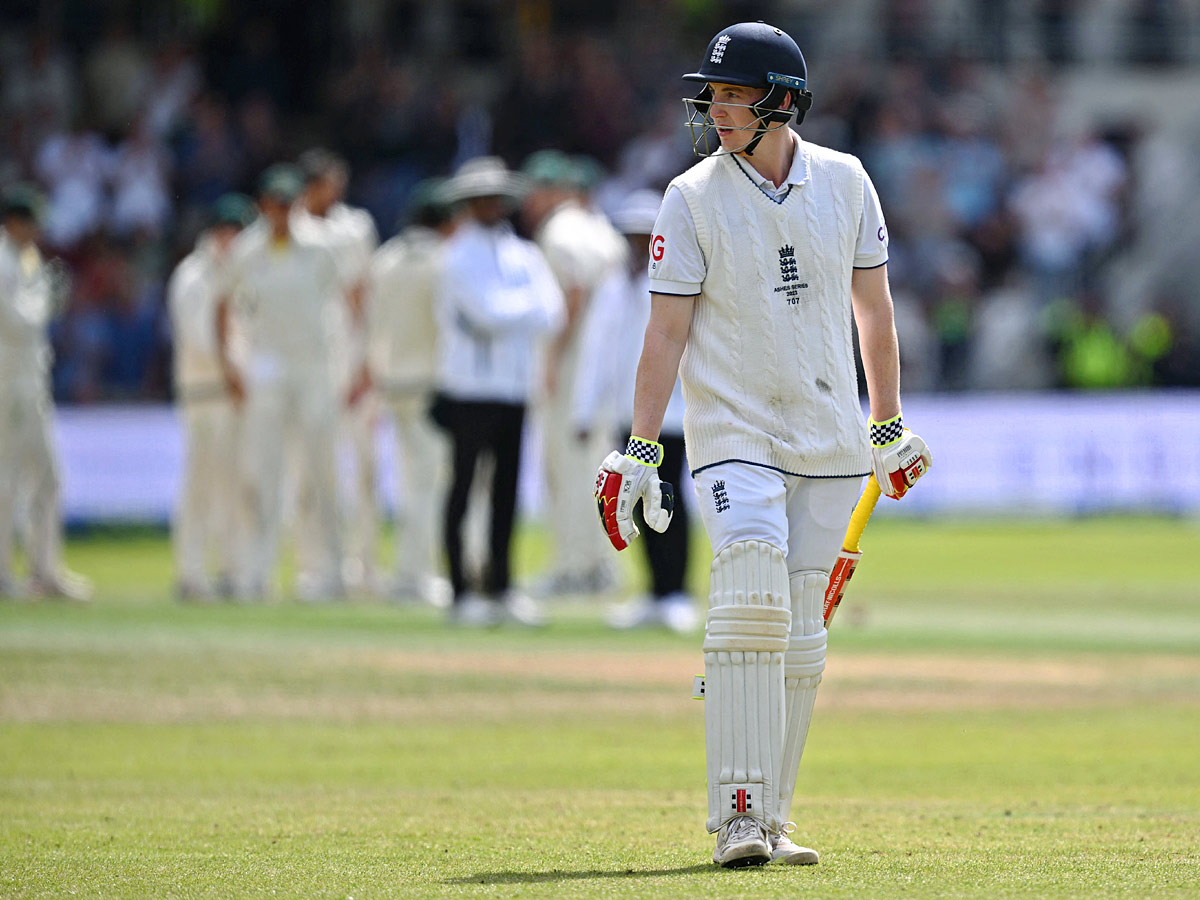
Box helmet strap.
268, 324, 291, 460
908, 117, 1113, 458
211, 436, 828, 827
744, 84, 791, 156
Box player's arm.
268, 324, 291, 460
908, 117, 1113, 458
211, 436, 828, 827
592, 292, 691, 551
631, 292, 693, 442
850, 264, 900, 424
851, 264, 931, 498
214, 293, 244, 406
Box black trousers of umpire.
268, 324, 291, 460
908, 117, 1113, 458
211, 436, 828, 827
631, 431, 689, 599
437, 397, 525, 602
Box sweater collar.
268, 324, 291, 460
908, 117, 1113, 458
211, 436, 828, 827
729, 129, 810, 199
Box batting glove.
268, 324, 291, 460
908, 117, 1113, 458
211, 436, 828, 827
869, 414, 933, 500
594, 436, 675, 551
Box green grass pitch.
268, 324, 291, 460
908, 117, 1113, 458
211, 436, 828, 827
3, 517, 1200, 898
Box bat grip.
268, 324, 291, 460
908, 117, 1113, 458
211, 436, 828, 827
845, 474, 882, 554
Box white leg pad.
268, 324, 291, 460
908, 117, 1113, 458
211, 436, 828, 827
778, 570, 829, 824
703, 540, 791, 834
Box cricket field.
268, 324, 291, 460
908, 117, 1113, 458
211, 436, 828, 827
2, 517, 1199, 898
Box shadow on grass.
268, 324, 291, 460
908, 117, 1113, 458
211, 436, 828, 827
444, 864, 715, 884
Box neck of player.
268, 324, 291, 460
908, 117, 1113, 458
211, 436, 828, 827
737, 124, 794, 190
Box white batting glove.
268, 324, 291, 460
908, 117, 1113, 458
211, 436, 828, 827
594, 436, 675, 551
869, 414, 933, 500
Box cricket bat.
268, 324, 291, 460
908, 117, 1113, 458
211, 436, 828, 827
822, 474, 882, 626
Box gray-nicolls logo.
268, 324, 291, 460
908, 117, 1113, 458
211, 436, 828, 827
711, 480, 730, 513
710, 34, 731, 64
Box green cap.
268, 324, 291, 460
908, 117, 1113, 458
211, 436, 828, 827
257, 164, 304, 203
520, 149, 575, 187
570, 155, 606, 192
212, 193, 257, 228
403, 178, 453, 228
1, 182, 46, 222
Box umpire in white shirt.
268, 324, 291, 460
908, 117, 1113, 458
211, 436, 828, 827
434, 157, 564, 626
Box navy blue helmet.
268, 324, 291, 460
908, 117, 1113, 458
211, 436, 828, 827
682, 22, 814, 156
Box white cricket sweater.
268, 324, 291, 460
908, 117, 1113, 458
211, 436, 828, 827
668, 145, 874, 477
367, 226, 443, 393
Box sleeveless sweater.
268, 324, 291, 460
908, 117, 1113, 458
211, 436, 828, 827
670, 144, 873, 477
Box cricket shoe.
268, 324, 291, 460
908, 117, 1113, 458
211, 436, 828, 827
712, 816, 771, 868
659, 592, 700, 634
770, 824, 819, 865
30, 569, 93, 603
499, 591, 547, 628
607, 593, 699, 633
605, 595, 663, 630
450, 593, 502, 627
391, 574, 452, 609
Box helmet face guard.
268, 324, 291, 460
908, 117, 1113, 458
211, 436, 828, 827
683, 78, 811, 157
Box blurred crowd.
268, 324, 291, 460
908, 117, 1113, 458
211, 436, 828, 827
3, 0, 1200, 405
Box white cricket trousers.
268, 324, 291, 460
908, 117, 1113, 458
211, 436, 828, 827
237, 372, 341, 595
691, 463, 862, 577
173, 395, 240, 591
388, 390, 446, 585
0, 377, 66, 583
341, 391, 381, 578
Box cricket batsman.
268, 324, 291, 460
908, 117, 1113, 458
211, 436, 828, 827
0, 183, 92, 602
593, 22, 932, 867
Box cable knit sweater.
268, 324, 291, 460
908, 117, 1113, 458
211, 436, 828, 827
667, 144, 874, 477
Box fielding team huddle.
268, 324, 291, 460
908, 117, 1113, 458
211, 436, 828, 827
594, 21, 932, 867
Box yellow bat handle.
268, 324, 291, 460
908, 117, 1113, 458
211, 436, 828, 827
845, 474, 882, 553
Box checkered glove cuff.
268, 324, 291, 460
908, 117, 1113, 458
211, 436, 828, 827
869, 414, 904, 447
624, 435, 664, 467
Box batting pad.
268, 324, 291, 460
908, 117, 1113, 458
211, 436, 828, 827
703, 540, 791, 833
778, 571, 829, 823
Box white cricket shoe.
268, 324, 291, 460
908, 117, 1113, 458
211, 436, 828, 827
660, 592, 700, 634
712, 816, 771, 868
450, 593, 502, 627
607, 593, 699, 632
605, 596, 662, 630
30, 569, 93, 603
770, 824, 819, 865
500, 591, 547, 628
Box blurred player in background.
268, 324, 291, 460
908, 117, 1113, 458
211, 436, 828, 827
0, 184, 92, 602
521, 150, 623, 598
593, 23, 932, 867
434, 157, 563, 627
168, 192, 256, 601
216, 164, 346, 601
367, 179, 455, 606
293, 149, 381, 593
573, 189, 695, 633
